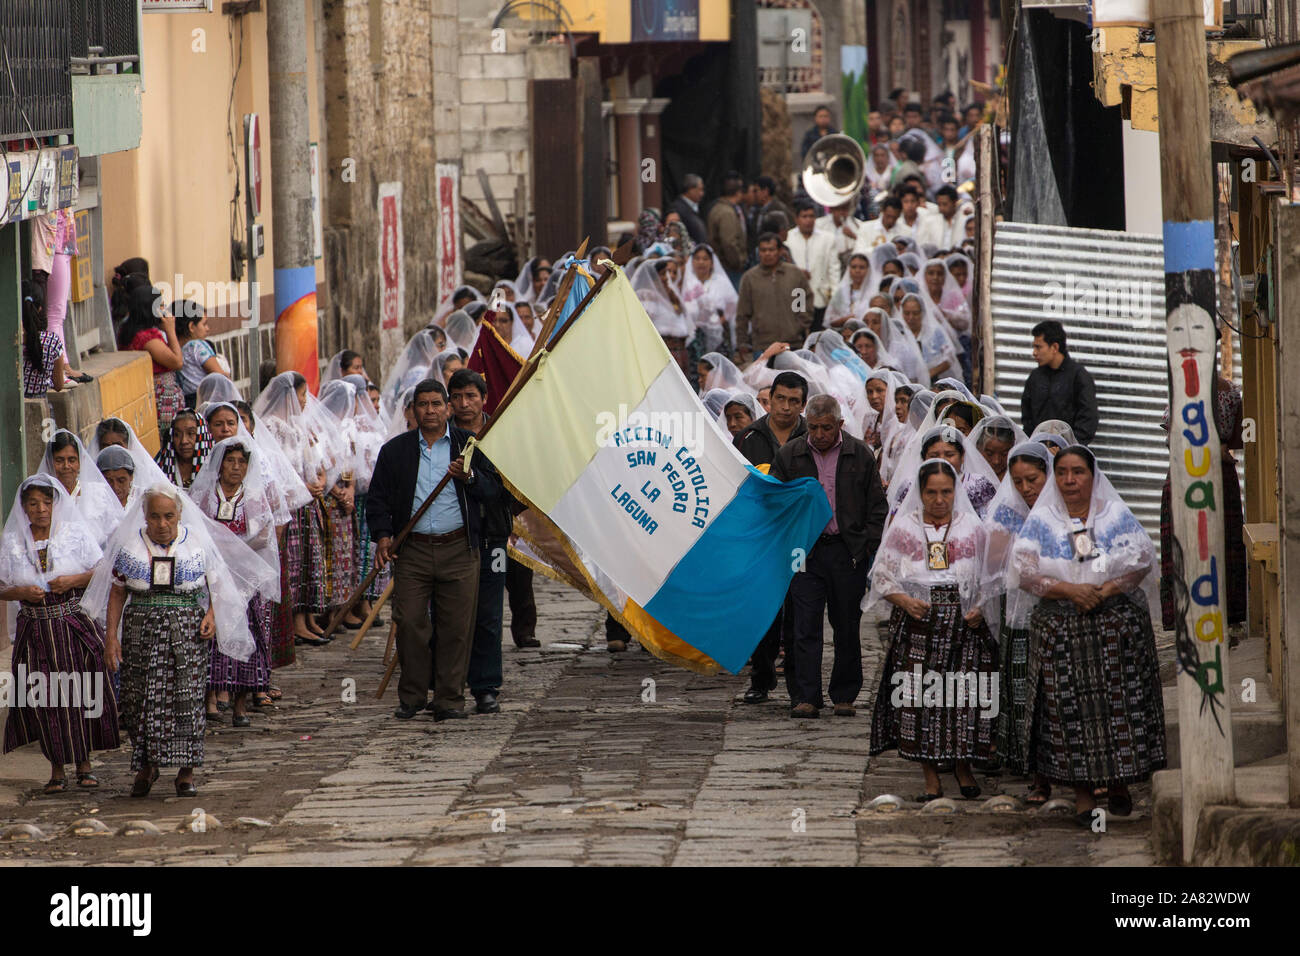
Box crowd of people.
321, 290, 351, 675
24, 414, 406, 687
4, 90, 1245, 825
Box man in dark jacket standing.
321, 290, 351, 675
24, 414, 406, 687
1020, 320, 1099, 444
368, 378, 501, 721
770, 394, 887, 718
666, 174, 709, 245
448, 368, 517, 715
734, 369, 808, 703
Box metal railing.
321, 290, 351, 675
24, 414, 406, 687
70, 0, 139, 74
0, 1, 74, 140
1223, 0, 1268, 38
209, 324, 278, 401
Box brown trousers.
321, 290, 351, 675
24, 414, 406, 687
392, 537, 479, 711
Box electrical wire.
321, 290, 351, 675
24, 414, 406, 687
227, 13, 246, 275
0, 30, 48, 223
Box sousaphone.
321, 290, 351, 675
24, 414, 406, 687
801, 133, 867, 208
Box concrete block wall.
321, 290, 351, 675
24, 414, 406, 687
458, 19, 533, 223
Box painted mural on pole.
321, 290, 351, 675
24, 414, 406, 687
1163, 228, 1228, 733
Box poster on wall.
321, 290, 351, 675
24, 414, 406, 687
142, 0, 214, 10
1092, 0, 1220, 27
379, 182, 404, 332
435, 163, 461, 314
630, 0, 700, 42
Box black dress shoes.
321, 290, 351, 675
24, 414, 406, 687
514, 637, 541, 649
475, 692, 501, 714
393, 703, 422, 720
743, 687, 769, 704
432, 707, 468, 722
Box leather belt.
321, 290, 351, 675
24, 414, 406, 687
818, 532, 841, 544
409, 527, 466, 545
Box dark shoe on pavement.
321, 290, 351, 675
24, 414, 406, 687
175, 779, 198, 798
607, 639, 627, 653
514, 636, 541, 649
393, 704, 422, 720
832, 702, 856, 717
475, 692, 501, 714
432, 707, 468, 722
231, 714, 252, 728
790, 702, 819, 719
743, 686, 769, 704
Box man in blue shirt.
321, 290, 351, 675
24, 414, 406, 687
368, 378, 500, 720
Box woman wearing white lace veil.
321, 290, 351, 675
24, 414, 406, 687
196, 371, 243, 409
922, 258, 972, 339
721, 391, 759, 438
1, 476, 119, 793
632, 258, 692, 374
866, 307, 928, 385
865, 457, 996, 801
805, 331, 873, 437
380, 329, 439, 418
698, 351, 754, 397
84, 482, 277, 797
886, 419, 1001, 521
253, 371, 335, 646
1034, 420, 1078, 447
899, 292, 960, 383
386, 385, 417, 441
321, 349, 366, 386
981, 440, 1052, 789
513, 256, 550, 304
190, 435, 281, 727
315, 380, 366, 630
1009, 444, 1165, 824
89, 417, 171, 496
825, 252, 874, 329
862, 368, 897, 455
897, 250, 924, 277
899, 128, 946, 193
203, 401, 297, 527
849, 328, 898, 372
39, 430, 125, 548
1029, 430, 1071, 455
681, 244, 737, 362
501, 303, 536, 357
945, 251, 974, 300
444, 310, 478, 355
966, 414, 1028, 482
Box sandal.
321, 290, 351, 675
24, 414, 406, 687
76, 772, 99, 789
205, 709, 223, 722
252, 693, 273, 709
43, 777, 67, 794
1026, 784, 1051, 806
917, 791, 945, 802
267, 686, 282, 701
130, 767, 160, 798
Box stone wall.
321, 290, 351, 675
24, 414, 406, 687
320, 0, 461, 373
458, 18, 532, 226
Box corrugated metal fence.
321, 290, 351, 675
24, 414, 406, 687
989, 221, 1242, 537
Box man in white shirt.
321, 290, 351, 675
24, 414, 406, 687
917, 184, 968, 251
853, 197, 905, 253
815, 199, 860, 270
787, 200, 842, 330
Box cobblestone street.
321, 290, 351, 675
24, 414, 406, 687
0, 580, 1156, 866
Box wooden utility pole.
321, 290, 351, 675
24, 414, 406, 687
1154, 0, 1235, 861
974, 124, 996, 393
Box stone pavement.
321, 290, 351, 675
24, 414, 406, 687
0, 580, 1156, 866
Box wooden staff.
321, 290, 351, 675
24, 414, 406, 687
348, 579, 394, 650
527, 238, 590, 360
1154, 0, 1235, 859
382, 620, 395, 665
361, 254, 624, 695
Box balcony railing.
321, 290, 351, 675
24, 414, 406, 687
70, 0, 140, 75
0, 1, 74, 140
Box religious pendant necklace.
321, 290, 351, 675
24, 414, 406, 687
216, 483, 243, 523
924, 519, 953, 571
142, 528, 180, 590
1069, 513, 1096, 561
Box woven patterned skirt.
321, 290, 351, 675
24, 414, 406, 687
869, 584, 998, 762
1023, 594, 1167, 787
326, 501, 356, 605
119, 593, 207, 771
995, 613, 1031, 776
269, 533, 296, 669
2, 591, 120, 766
292, 501, 327, 615
207, 597, 272, 692
154, 371, 186, 435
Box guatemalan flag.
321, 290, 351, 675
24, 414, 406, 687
473, 265, 830, 674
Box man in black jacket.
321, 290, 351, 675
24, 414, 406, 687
770, 394, 887, 718
448, 368, 516, 715
734, 369, 808, 703
1020, 320, 1099, 444
667, 174, 709, 245
368, 378, 500, 721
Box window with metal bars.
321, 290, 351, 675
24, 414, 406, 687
0, 0, 74, 140
70, 0, 140, 73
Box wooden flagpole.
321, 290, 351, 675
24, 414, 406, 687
1154, 0, 1235, 861
348, 579, 394, 650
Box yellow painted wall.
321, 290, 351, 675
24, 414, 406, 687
557, 0, 729, 44
100, 4, 324, 312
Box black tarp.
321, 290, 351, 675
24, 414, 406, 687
1008, 10, 1126, 230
